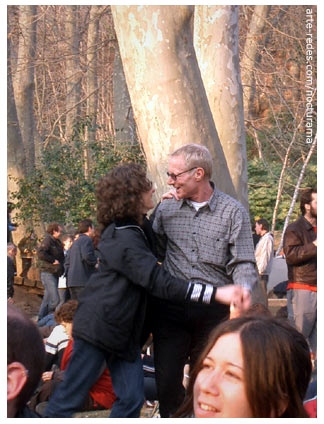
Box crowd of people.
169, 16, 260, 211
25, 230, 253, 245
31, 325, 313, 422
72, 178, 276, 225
7, 144, 317, 418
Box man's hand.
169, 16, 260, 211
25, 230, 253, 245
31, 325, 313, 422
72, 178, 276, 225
313, 239, 317, 247
161, 189, 180, 201
53, 260, 59, 265
215, 285, 251, 313
7, 297, 14, 304
42, 371, 53, 381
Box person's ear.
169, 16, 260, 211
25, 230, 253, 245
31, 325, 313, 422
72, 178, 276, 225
7, 362, 28, 402
195, 167, 205, 181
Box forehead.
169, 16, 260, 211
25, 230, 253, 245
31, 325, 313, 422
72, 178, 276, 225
168, 154, 186, 170
208, 333, 243, 367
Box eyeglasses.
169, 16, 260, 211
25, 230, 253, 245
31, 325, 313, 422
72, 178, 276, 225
167, 167, 197, 181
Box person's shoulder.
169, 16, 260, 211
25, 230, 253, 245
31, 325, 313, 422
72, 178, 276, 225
48, 324, 67, 340
286, 216, 306, 231
101, 222, 145, 244
213, 189, 247, 214
79, 233, 92, 245
156, 197, 180, 213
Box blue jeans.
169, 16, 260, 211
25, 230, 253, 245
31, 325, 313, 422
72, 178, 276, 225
45, 338, 144, 418
37, 313, 56, 328
38, 272, 60, 320
56, 288, 69, 311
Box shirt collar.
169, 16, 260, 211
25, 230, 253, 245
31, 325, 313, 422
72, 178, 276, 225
300, 215, 316, 230
178, 182, 219, 211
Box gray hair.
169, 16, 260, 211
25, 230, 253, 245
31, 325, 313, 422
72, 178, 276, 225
7, 243, 17, 251
170, 144, 213, 179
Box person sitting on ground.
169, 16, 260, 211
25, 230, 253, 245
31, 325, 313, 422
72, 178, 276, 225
7, 303, 45, 417
29, 301, 116, 415
44, 300, 78, 370
174, 315, 312, 418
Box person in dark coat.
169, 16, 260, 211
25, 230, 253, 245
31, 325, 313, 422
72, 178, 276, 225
65, 219, 97, 300
45, 163, 246, 419
37, 223, 65, 321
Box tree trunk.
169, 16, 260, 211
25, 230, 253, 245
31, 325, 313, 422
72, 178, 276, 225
12, 5, 38, 173
8, 18, 29, 275
276, 135, 317, 256
194, 5, 249, 209
111, 5, 235, 200
86, 5, 101, 144
113, 41, 138, 144
65, 5, 82, 141
240, 5, 271, 122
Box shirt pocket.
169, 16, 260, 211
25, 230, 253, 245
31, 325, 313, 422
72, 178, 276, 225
198, 236, 229, 267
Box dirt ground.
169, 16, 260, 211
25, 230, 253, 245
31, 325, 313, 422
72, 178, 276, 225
11, 285, 42, 319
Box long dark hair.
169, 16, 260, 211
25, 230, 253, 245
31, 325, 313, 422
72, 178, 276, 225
96, 163, 152, 232
174, 316, 311, 418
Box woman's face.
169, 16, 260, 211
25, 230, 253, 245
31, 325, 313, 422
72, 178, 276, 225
193, 332, 253, 418
141, 186, 155, 214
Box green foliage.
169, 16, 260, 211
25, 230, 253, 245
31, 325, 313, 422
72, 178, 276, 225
248, 157, 317, 229
10, 132, 145, 228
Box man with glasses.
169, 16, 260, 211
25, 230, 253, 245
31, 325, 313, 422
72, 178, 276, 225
150, 143, 258, 417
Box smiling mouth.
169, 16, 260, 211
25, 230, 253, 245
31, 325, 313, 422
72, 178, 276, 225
199, 402, 219, 413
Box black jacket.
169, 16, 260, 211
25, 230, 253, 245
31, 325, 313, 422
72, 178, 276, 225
72, 219, 216, 362
37, 234, 65, 276
65, 234, 97, 288
283, 215, 317, 286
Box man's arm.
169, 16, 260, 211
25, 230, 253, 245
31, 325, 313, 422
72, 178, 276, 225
37, 237, 55, 263
283, 228, 317, 265
109, 228, 249, 310
227, 207, 259, 292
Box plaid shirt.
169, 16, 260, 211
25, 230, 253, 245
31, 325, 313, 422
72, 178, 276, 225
152, 186, 258, 291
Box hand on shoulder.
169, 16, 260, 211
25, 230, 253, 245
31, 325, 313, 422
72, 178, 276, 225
161, 189, 180, 202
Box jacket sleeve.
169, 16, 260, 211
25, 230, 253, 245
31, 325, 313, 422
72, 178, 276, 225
283, 228, 317, 265
81, 238, 97, 266
107, 229, 217, 305
38, 237, 55, 263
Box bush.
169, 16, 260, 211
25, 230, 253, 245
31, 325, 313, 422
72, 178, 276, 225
9, 136, 145, 229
